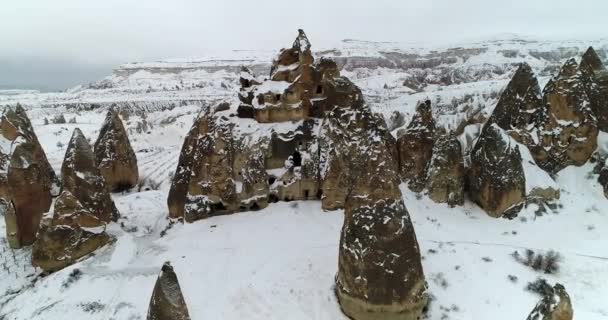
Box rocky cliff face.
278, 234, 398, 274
536, 59, 598, 173
32, 190, 111, 272
468, 124, 526, 217
397, 100, 435, 192
94, 109, 139, 192
0, 105, 58, 248
425, 133, 465, 207
62, 128, 119, 223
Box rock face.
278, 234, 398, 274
94, 109, 139, 192
237, 29, 342, 123
526, 284, 573, 320
425, 133, 465, 207
147, 262, 191, 320
580, 47, 608, 132
487, 63, 544, 154
169, 29, 371, 220
328, 104, 427, 320
397, 100, 435, 192
32, 190, 111, 272
0, 105, 59, 248
468, 124, 526, 217
62, 128, 119, 223
536, 59, 598, 173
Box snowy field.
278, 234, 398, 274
1, 36, 608, 319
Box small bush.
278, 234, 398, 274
526, 278, 553, 296
512, 249, 562, 274
137, 177, 162, 192
62, 268, 83, 288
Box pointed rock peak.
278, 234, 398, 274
293, 28, 311, 52
407, 100, 435, 130
558, 58, 579, 78
511, 62, 536, 82
14, 104, 25, 113
147, 261, 191, 320
67, 128, 94, 159
581, 46, 605, 73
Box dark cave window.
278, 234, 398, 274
210, 202, 227, 211
292, 151, 302, 167
250, 202, 260, 210
268, 176, 276, 185
275, 94, 281, 101
304, 190, 309, 198
316, 85, 323, 94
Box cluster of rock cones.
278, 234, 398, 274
5, 30, 602, 319
0, 106, 138, 271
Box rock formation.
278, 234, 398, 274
0, 105, 59, 248
147, 262, 191, 320
468, 124, 526, 217
425, 133, 465, 207
94, 108, 139, 192
168, 29, 371, 220
526, 284, 573, 320
537, 58, 598, 173
397, 100, 435, 192
62, 128, 119, 223
486, 63, 544, 154
580, 47, 608, 132
326, 103, 427, 320
32, 190, 111, 272
237, 29, 341, 123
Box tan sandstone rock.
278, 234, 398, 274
94, 108, 139, 192
397, 100, 435, 192
537, 58, 598, 173
62, 128, 119, 223
328, 103, 427, 320
425, 133, 465, 207
32, 190, 111, 272
468, 124, 526, 217
0, 105, 59, 248
147, 262, 191, 320
526, 284, 573, 320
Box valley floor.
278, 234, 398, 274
1, 105, 608, 320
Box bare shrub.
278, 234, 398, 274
512, 249, 562, 274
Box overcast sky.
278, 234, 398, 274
1, 0, 607, 91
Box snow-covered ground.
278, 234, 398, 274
1, 36, 608, 319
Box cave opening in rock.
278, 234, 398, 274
292, 151, 302, 167
275, 94, 281, 101
269, 194, 279, 203
304, 190, 309, 198
268, 176, 276, 185
210, 202, 227, 212
250, 202, 260, 210
316, 85, 323, 94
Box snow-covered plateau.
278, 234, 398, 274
1, 35, 608, 320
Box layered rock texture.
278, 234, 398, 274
468, 124, 526, 217
168, 30, 427, 319
526, 284, 573, 320
62, 128, 119, 223
397, 100, 435, 192
168, 30, 375, 220
580, 47, 608, 132
147, 262, 191, 320
237, 29, 342, 123
536, 59, 598, 173
94, 109, 139, 192
330, 106, 427, 320
425, 133, 465, 207
32, 190, 111, 272
0, 105, 59, 248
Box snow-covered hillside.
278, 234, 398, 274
1, 36, 608, 320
